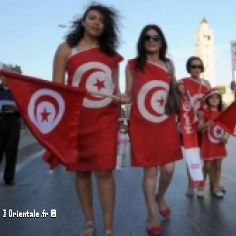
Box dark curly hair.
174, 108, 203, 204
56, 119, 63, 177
136, 24, 168, 70
65, 3, 119, 56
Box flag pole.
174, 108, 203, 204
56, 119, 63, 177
231, 41, 236, 100
88, 90, 120, 100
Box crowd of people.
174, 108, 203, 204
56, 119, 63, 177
1, 3, 236, 236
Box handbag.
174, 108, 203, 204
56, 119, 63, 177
165, 60, 180, 115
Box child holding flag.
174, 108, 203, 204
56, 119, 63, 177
197, 88, 228, 198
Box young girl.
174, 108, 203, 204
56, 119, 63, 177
197, 88, 227, 198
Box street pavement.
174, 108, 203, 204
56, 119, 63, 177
0, 135, 236, 236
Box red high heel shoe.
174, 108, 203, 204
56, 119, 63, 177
159, 207, 171, 219
146, 223, 161, 235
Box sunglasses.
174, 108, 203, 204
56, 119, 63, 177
190, 65, 202, 69
143, 34, 161, 42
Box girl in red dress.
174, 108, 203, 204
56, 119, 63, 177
121, 24, 182, 236
52, 4, 122, 236
198, 88, 228, 198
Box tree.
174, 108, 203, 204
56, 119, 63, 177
216, 85, 226, 95
0, 62, 22, 73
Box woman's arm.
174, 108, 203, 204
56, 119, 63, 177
52, 42, 70, 84
120, 64, 134, 103
177, 81, 186, 96
113, 65, 120, 96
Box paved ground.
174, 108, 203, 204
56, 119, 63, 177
0, 134, 236, 236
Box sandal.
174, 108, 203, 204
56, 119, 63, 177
196, 188, 204, 198
80, 221, 95, 236
159, 207, 171, 219
104, 229, 113, 236
155, 194, 171, 219
212, 189, 224, 198
185, 186, 194, 197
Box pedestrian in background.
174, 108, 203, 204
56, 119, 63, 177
0, 75, 20, 185
178, 56, 211, 197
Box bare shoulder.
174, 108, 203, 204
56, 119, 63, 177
201, 79, 211, 88
55, 42, 71, 58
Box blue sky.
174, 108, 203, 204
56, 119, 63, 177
1, 0, 236, 91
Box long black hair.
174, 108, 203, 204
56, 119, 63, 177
136, 24, 168, 70
205, 94, 223, 112
65, 3, 119, 56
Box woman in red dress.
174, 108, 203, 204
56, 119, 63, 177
178, 56, 211, 197
122, 24, 182, 235
52, 4, 122, 236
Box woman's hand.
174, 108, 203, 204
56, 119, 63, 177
119, 93, 131, 104
177, 83, 187, 96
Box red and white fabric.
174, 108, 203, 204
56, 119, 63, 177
66, 47, 123, 171
200, 110, 227, 160
179, 77, 209, 184
214, 100, 236, 137
128, 59, 182, 167
0, 70, 84, 168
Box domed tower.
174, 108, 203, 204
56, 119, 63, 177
195, 18, 215, 85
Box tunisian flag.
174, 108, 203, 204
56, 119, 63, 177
0, 70, 84, 167
214, 100, 236, 136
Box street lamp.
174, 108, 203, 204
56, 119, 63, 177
58, 24, 67, 28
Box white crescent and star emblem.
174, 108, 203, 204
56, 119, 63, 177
189, 93, 204, 121
208, 124, 224, 143
137, 80, 169, 123
28, 89, 65, 134
72, 62, 114, 108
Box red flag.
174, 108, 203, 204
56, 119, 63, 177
0, 70, 84, 167
215, 100, 236, 136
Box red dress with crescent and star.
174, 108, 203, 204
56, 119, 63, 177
66, 47, 123, 171
128, 59, 182, 167
200, 110, 227, 160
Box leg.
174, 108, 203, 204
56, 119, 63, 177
211, 159, 225, 198
76, 171, 95, 236
196, 161, 211, 197
203, 160, 212, 182
186, 165, 194, 197
95, 170, 115, 234
212, 159, 223, 190
76, 171, 94, 221
0, 117, 6, 165
4, 116, 20, 185
156, 162, 175, 216
143, 167, 160, 227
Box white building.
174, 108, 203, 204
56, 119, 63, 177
195, 19, 234, 104
195, 18, 215, 86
